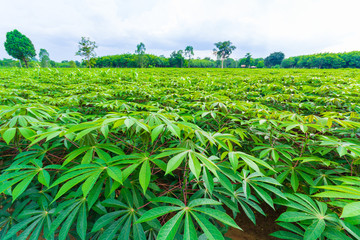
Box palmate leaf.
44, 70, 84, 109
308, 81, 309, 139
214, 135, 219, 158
214, 185, 265, 225
274, 193, 342, 240
62, 143, 124, 166
0, 160, 55, 201
49, 199, 87, 240
3, 205, 54, 240
157, 210, 185, 240
303, 219, 325, 240
50, 160, 124, 201
227, 151, 275, 173
184, 212, 197, 240
136, 198, 241, 240
241, 170, 285, 208
108, 153, 166, 194
157, 148, 219, 176
314, 177, 360, 218
91, 190, 148, 240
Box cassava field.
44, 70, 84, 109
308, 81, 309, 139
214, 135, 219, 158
0, 68, 360, 240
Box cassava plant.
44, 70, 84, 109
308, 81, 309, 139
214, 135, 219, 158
0, 68, 360, 239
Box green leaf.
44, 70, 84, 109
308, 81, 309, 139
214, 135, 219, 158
91, 211, 125, 232
28, 218, 45, 240
101, 199, 128, 208
228, 152, 238, 171
132, 215, 146, 240
95, 148, 111, 161
157, 210, 185, 240
19, 127, 35, 139
188, 153, 201, 180
49, 201, 81, 234
52, 173, 93, 202
59, 204, 81, 240
118, 215, 132, 240
122, 163, 140, 182
270, 231, 303, 240
107, 166, 123, 183
139, 160, 151, 193
3, 216, 40, 240
38, 169, 50, 187
194, 207, 241, 230
151, 196, 185, 207
277, 212, 316, 222
184, 212, 197, 240
151, 124, 164, 142
323, 228, 353, 240
3, 128, 16, 144
203, 168, 214, 194
12, 173, 37, 201
87, 176, 105, 209
136, 206, 181, 223
291, 171, 299, 192
99, 215, 127, 240
82, 170, 102, 197
341, 201, 360, 218
82, 149, 93, 164
252, 185, 274, 208
304, 219, 325, 240
165, 151, 188, 175
63, 147, 90, 166
277, 222, 304, 236
340, 220, 360, 239
191, 211, 224, 240
77, 203, 87, 240
218, 172, 233, 193
188, 198, 222, 208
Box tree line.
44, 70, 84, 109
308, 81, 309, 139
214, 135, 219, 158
281, 52, 360, 69
3, 29, 360, 69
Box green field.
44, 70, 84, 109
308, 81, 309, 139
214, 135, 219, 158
1, 68, 360, 239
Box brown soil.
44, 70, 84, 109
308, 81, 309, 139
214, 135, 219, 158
225, 204, 285, 240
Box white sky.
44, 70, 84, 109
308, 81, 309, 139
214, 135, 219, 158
0, 0, 359, 61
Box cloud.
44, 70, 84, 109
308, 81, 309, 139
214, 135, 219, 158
0, 0, 359, 61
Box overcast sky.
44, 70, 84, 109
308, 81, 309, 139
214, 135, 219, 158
0, 0, 359, 61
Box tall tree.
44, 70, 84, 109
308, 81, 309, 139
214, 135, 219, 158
244, 53, 252, 67
213, 41, 236, 68
184, 46, 194, 68
169, 50, 184, 68
75, 37, 97, 68
135, 42, 146, 55
264, 52, 285, 67
39, 48, 50, 68
4, 29, 36, 68
135, 42, 146, 67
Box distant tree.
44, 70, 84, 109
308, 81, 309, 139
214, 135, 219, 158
256, 60, 265, 68
281, 58, 296, 68
39, 49, 50, 67
224, 58, 237, 68
169, 50, 185, 68
69, 61, 77, 68
213, 41, 236, 68
135, 42, 146, 68
244, 53, 252, 67
4, 29, 36, 68
184, 46, 194, 67
264, 52, 285, 67
135, 42, 146, 55
75, 37, 97, 68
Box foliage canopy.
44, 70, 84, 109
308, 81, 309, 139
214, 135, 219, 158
4, 29, 36, 68
0, 68, 360, 239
